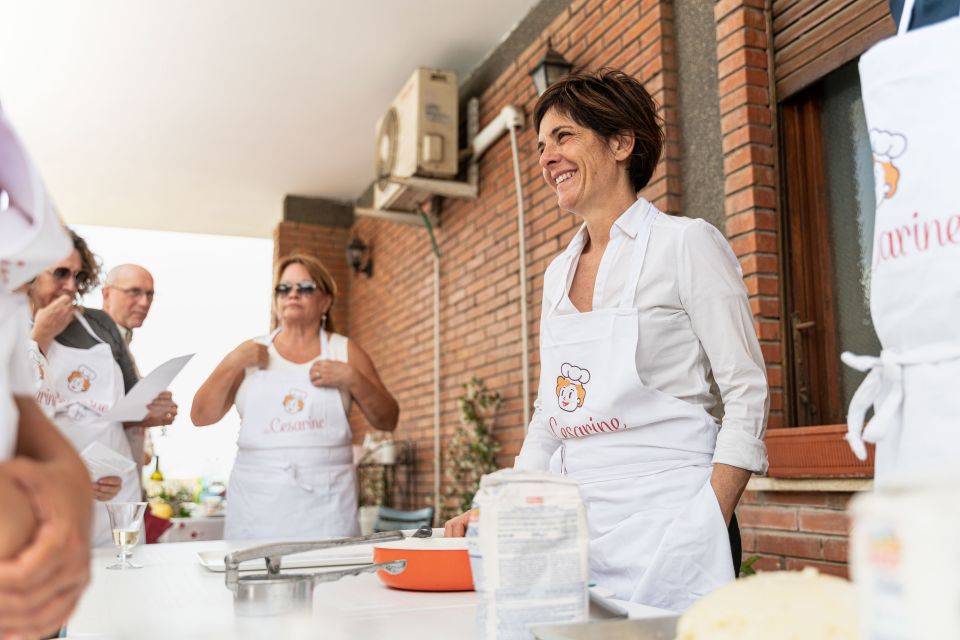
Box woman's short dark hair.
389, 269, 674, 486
533, 69, 664, 193
68, 228, 101, 296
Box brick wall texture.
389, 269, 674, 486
272, 0, 854, 572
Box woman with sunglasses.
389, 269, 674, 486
26, 229, 144, 547
192, 253, 399, 540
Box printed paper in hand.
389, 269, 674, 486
80, 441, 136, 479
101, 354, 193, 422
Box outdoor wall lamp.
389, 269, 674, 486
346, 236, 373, 277
529, 40, 573, 96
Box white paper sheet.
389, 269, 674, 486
80, 441, 136, 479
101, 353, 193, 422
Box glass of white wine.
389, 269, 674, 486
105, 502, 147, 570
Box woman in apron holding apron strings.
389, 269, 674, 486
192, 254, 399, 540
446, 70, 769, 612
27, 230, 142, 547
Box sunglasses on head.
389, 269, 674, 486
274, 281, 320, 297
49, 267, 90, 284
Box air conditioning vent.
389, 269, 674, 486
374, 68, 458, 211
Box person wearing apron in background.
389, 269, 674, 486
446, 70, 769, 613
192, 254, 399, 540
27, 229, 142, 547
0, 107, 94, 638
844, 0, 960, 482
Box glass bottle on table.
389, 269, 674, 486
150, 456, 163, 482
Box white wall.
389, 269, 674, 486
73, 224, 273, 481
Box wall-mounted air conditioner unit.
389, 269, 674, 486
374, 67, 458, 212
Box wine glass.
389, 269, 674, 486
105, 502, 147, 570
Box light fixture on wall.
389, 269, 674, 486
346, 236, 373, 277
529, 40, 573, 96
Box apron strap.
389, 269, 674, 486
265, 326, 332, 360
548, 230, 587, 315
898, 0, 917, 34
842, 342, 960, 459
72, 310, 106, 344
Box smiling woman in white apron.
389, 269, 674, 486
27, 231, 142, 547
192, 254, 399, 540
446, 70, 769, 612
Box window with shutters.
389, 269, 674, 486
779, 60, 882, 428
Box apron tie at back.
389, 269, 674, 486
842, 342, 960, 460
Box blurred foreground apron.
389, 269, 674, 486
844, 0, 960, 484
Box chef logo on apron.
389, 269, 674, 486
556, 362, 590, 412
871, 129, 907, 206
282, 389, 307, 415
66, 365, 96, 393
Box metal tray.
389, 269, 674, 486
531, 616, 679, 640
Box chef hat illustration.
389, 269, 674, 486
288, 389, 307, 402
78, 364, 96, 381
870, 130, 907, 203
560, 363, 590, 385
870, 129, 906, 161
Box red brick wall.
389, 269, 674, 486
738, 489, 853, 578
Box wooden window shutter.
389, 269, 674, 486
773, 0, 896, 100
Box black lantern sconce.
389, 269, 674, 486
346, 236, 373, 277
529, 40, 573, 97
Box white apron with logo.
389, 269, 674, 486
225, 329, 359, 540
46, 312, 140, 547
540, 201, 733, 612
844, 1, 960, 484
1, 108, 72, 461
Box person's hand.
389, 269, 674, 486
309, 360, 355, 391
226, 340, 268, 371
444, 511, 471, 538
0, 458, 91, 640
92, 476, 121, 502
31, 294, 74, 351
138, 391, 178, 428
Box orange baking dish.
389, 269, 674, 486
373, 536, 474, 591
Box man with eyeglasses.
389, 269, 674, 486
51, 263, 177, 482
100, 264, 177, 477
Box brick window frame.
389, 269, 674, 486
714, 0, 879, 478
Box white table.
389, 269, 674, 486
66, 541, 671, 639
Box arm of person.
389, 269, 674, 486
0, 466, 37, 560
679, 219, 770, 525
30, 294, 75, 354
0, 397, 93, 639
191, 340, 267, 426
125, 391, 178, 429
341, 340, 399, 432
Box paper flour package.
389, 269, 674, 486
467, 469, 589, 639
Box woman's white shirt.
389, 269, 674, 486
234, 332, 352, 418
516, 202, 769, 473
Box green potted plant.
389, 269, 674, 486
441, 377, 502, 521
